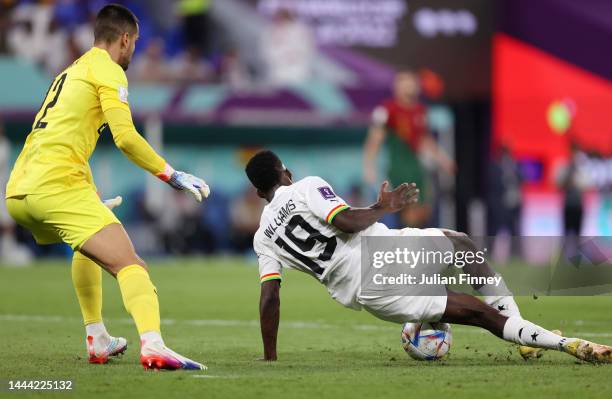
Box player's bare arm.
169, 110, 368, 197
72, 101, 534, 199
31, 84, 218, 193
362, 124, 386, 185
332, 181, 418, 234
245, 149, 612, 368
259, 280, 281, 361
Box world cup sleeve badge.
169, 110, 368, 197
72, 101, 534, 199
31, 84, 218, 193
318, 186, 336, 200
118, 86, 129, 103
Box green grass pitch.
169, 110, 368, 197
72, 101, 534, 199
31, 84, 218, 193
1, 258, 612, 399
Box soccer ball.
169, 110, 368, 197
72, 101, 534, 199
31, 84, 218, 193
401, 322, 452, 360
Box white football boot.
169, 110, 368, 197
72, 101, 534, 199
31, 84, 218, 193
140, 339, 206, 371
87, 334, 128, 364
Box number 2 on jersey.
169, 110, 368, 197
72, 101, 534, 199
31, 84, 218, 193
274, 215, 337, 276
35, 72, 67, 129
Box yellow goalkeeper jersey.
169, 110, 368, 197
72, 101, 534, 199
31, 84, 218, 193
6, 47, 164, 197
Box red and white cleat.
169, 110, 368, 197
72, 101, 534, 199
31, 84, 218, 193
140, 340, 206, 371
87, 335, 128, 364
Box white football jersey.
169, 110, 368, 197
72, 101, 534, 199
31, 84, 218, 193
253, 176, 386, 309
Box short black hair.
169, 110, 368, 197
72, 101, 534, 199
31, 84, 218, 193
94, 4, 138, 44
245, 150, 283, 192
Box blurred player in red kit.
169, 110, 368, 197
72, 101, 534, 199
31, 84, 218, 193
363, 70, 455, 227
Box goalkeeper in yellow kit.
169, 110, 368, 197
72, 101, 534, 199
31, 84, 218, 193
5, 4, 208, 371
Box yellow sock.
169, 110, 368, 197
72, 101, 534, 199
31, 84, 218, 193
71, 251, 102, 325
117, 265, 160, 335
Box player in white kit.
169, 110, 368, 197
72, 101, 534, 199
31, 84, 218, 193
246, 150, 612, 363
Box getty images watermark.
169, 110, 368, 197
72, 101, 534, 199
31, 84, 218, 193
360, 236, 612, 296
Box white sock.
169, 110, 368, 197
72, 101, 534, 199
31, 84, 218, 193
502, 316, 574, 350
86, 322, 108, 338
85, 322, 110, 350
477, 272, 512, 297
484, 295, 521, 318
476, 273, 521, 317
140, 331, 164, 347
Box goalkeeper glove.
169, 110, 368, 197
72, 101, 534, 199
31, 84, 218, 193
103, 196, 123, 210
168, 171, 210, 202
158, 165, 210, 202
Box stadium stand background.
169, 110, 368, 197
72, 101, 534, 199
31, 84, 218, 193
0, 0, 609, 261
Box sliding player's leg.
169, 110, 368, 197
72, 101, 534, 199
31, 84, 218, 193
441, 229, 555, 359
80, 223, 206, 370
441, 229, 520, 317
71, 251, 127, 363
441, 290, 612, 364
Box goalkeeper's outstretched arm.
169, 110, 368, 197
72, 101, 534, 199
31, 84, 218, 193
104, 107, 167, 176
104, 107, 210, 201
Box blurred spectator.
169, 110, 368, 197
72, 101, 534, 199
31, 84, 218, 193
176, 0, 212, 56
556, 142, 590, 237
499, 146, 523, 234
554, 142, 591, 263
219, 46, 251, 90
169, 46, 212, 82
489, 145, 522, 262
130, 38, 172, 82
363, 70, 455, 228
229, 187, 265, 253
160, 190, 217, 255
0, 118, 32, 265
71, 10, 95, 54
45, 17, 70, 74
0, 1, 17, 54
7, 3, 68, 74
260, 8, 314, 86
53, 0, 89, 31
138, 0, 176, 34
489, 145, 522, 234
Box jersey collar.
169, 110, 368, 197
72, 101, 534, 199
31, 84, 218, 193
90, 46, 113, 61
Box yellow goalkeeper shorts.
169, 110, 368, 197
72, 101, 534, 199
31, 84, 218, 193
6, 187, 120, 250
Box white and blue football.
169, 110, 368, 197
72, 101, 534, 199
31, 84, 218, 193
401, 322, 452, 360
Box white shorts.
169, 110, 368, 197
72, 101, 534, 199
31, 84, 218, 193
395, 227, 449, 239
357, 226, 452, 324
358, 294, 448, 324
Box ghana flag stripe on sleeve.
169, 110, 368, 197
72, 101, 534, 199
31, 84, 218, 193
326, 204, 349, 224
260, 272, 281, 283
